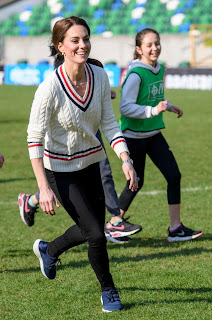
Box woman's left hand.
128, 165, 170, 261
169, 105, 183, 118
122, 162, 138, 192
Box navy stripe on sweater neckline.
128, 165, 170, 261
56, 63, 94, 112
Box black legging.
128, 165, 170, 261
45, 163, 114, 290
119, 132, 181, 212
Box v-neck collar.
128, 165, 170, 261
56, 62, 94, 112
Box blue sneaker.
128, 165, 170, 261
33, 239, 60, 280
101, 288, 123, 312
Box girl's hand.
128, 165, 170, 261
39, 188, 60, 216
122, 162, 138, 192
157, 100, 168, 113
169, 105, 183, 118
110, 90, 116, 99
0, 154, 4, 168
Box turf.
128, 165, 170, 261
0, 85, 212, 319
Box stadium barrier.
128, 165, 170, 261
1, 63, 212, 90
0, 65, 3, 84
4, 63, 54, 85
3, 63, 121, 86
165, 68, 212, 90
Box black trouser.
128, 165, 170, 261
119, 133, 181, 212
45, 163, 114, 291
36, 130, 120, 217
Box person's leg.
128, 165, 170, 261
34, 190, 40, 203
146, 133, 203, 241
99, 157, 120, 221
96, 130, 142, 239
44, 164, 115, 290
146, 133, 181, 229
119, 137, 147, 216
96, 130, 120, 221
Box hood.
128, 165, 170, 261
127, 59, 161, 75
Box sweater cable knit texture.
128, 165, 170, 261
27, 63, 129, 172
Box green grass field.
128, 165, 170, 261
0, 85, 212, 320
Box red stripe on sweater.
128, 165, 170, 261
44, 146, 103, 162
28, 144, 43, 148
84, 64, 91, 103
59, 64, 91, 104
112, 139, 126, 149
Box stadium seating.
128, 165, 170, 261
0, 0, 211, 37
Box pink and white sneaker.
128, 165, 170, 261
18, 193, 38, 226
104, 218, 142, 238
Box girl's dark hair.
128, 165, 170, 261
134, 28, 160, 60
87, 58, 103, 68
49, 16, 91, 68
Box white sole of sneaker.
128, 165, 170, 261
168, 231, 203, 242
101, 296, 111, 312
33, 239, 48, 279
106, 235, 131, 244
100, 297, 122, 312
101, 297, 116, 313
109, 227, 141, 237
18, 193, 28, 226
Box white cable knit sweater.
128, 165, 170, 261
27, 62, 129, 172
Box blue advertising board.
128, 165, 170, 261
104, 64, 121, 87
4, 63, 121, 87
4, 63, 54, 85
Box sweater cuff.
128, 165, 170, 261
167, 102, 173, 111
110, 137, 129, 158
28, 144, 44, 160
152, 106, 159, 117
114, 142, 129, 158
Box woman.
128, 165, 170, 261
18, 57, 141, 243
27, 16, 137, 312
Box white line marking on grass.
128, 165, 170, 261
0, 186, 212, 205
137, 186, 212, 196
0, 201, 18, 205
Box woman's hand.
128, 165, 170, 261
169, 105, 183, 118
122, 162, 138, 192
39, 187, 60, 216
31, 158, 60, 216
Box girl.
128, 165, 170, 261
27, 16, 138, 312
118, 28, 203, 242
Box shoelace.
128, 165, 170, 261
28, 207, 38, 216
122, 216, 131, 222
48, 257, 61, 269
105, 290, 120, 302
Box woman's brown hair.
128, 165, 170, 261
50, 16, 90, 67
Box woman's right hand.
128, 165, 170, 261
31, 158, 60, 216
157, 100, 168, 113
39, 187, 60, 216
122, 162, 138, 192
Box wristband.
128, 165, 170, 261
122, 159, 133, 165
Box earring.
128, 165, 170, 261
62, 52, 65, 56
